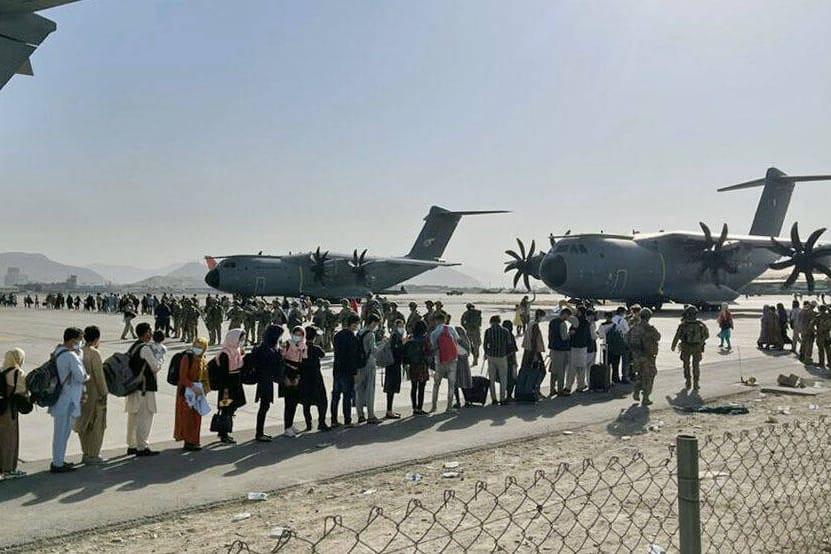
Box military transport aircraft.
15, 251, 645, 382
504, 167, 831, 309
0, 0, 83, 91
204, 206, 506, 299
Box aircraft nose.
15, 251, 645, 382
540, 254, 567, 288
205, 268, 220, 289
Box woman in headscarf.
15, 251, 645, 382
1, 348, 29, 478
280, 326, 306, 437
174, 337, 209, 451
383, 319, 406, 419
253, 324, 284, 442
776, 303, 791, 347
214, 329, 246, 444
758, 305, 782, 350
717, 303, 734, 351
299, 326, 329, 432
453, 327, 473, 408
406, 320, 431, 415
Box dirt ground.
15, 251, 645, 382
19, 385, 831, 554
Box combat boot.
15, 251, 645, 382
641, 396, 652, 407
693, 380, 700, 391
685, 378, 692, 389
632, 390, 640, 401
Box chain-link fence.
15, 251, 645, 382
225, 417, 831, 554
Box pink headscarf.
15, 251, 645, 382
216, 328, 245, 373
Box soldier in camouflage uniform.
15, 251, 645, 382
338, 299, 357, 329
255, 301, 272, 344
405, 302, 422, 335
385, 302, 405, 333
461, 303, 483, 366
361, 293, 382, 325
170, 298, 182, 338
812, 305, 831, 368
323, 301, 337, 351
799, 302, 818, 364
424, 300, 436, 331
206, 301, 224, 346
226, 302, 245, 330
288, 301, 305, 329
433, 301, 450, 326
671, 306, 709, 390
629, 308, 661, 406
243, 301, 258, 345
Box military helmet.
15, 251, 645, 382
341, 299, 349, 306
466, 303, 475, 309
640, 307, 653, 321
683, 305, 698, 318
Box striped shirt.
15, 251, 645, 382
483, 324, 511, 358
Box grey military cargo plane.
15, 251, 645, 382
204, 207, 506, 299
0, 0, 83, 91
505, 168, 831, 309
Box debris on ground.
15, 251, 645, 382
443, 461, 460, 469
404, 472, 423, 482
270, 527, 289, 538
232, 513, 251, 522
247, 492, 268, 501
441, 471, 461, 479
777, 374, 804, 388
680, 405, 750, 415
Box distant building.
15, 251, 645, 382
4, 267, 27, 287
67, 275, 78, 289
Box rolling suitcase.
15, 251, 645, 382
463, 376, 490, 405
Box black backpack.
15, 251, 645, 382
403, 338, 427, 366
166, 351, 193, 386
355, 330, 370, 368
26, 350, 72, 408
206, 357, 222, 390
239, 351, 258, 385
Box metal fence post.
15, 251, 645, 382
677, 434, 702, 554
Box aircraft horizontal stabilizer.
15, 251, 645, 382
718, 172, 831, 192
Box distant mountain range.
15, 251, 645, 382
404, 267, 484, 289
0, 252, 207, 287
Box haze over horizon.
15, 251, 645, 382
1, 0, 829, 287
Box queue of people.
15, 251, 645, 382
8, 292, 827, 481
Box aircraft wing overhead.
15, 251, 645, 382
0, 0, 82, 91
636, 231, 829, 252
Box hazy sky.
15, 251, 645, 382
1, 1, 829, 285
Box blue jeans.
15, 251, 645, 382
330, 373, 355, 423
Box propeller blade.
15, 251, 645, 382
769, 238, 793, 258
770, 259, 796, 271
517, 238, 527, 260
791, 223, 804, 254
360, 249, 368, 263
528, 240, 536, 260
699, 222, 713, 245
717, 224, 729, 249
805, 228, 826, 253
783, 266, 800, 288
814, 262, 831, 281
512, 271, 521, 289
505, 249, 522, 262
806, 271, 816, 292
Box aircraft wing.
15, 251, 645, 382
635, 231, 830, 252
379, 257, 461, 267
0, 0, 82, 91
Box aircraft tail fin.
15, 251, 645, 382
718, 167, 831, 237
405, 206, 508, 260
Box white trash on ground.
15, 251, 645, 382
247, 492, 268, 501
232, 512, 251, 522
405, 472, 423, 482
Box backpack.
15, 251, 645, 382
682, 321, 704, 345
26, 350, 72, 407
166, 351, 193, 386
437, 326, 458, 364
375, 338, 395, 368
206, 357, 222, 390
103, 342, 146, 397
239, 351, 258, 385
355, 330, 370, 369
606, 324, 627, 354
403, 338, 426, 366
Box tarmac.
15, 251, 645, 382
0, 293, 826, 548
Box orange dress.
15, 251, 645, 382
174, 355, 203, 445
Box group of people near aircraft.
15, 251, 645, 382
3, 291, 830, 479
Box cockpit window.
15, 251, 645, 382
556, 244, 568, 253
578, 245, 588, 254
224, 261, 237, 269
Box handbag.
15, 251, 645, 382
210, 412, 233, 434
